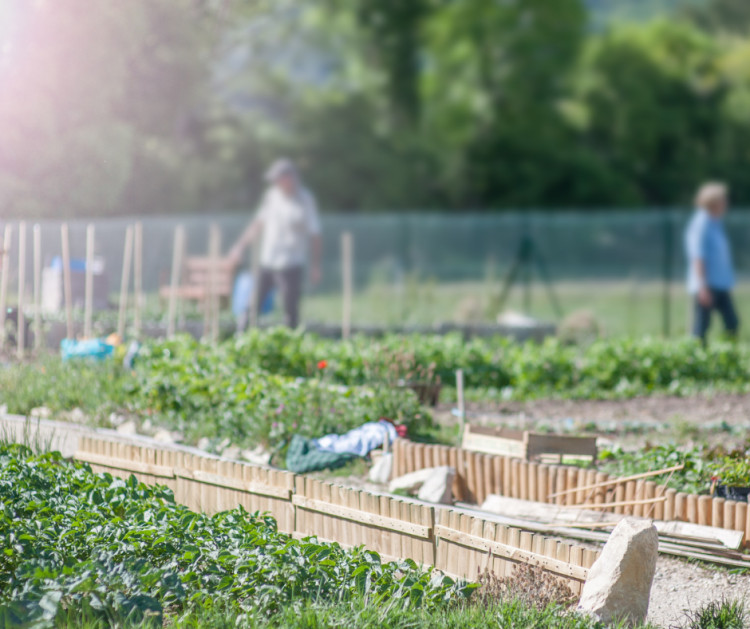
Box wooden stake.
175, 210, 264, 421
166, 225, 185, 338
60, 223, 74, 340
84, 223, 95, 339
456, 369, 465, 443
208, 224, 221, 344
0, 223, 12, 352
341, 231, 353, 339
117, 226, 134, 341
133, 221, 143, 337
548, 465, 684, 500
33, 224, 42, 350
16, 221, 26, 358
249, 242, 260, 329
566, 496, 667, 510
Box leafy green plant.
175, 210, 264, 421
711, 457, 750, 487
0, 445, 473, 627
598, 445, 713, 495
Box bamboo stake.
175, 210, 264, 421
84, 223, 94, 339
33, 224, 41, 350
341, 231, 353, 339
565, 496, 667, 510
456, 369, 465, 443
166, 225, 185, 338
133, 221, 143, 337
249, 242, 260, 329
0, 223, 12, 351
16, 221, 26, 358
548, 465, 684, 500
117, 226, 134, 341
208, 224, 221, 344
60, 223, 74, 340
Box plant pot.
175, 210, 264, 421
714, 484, 750, 503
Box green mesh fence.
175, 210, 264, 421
2, 210, 749, 337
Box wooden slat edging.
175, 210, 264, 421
292, 495, 432, 539
76, 451, 174, 479
174, 468, 292, 500
435, 524, 589, 582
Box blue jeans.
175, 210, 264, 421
693, 288, 739, 341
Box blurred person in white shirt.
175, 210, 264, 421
229, 159, 322, 329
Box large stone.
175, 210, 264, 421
389, 466, 455, 504
116, 420, 137, 436
578, 518, 658, 626
388, 467, 438, 494
416, 466, 454, 504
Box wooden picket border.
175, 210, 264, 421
74, 435, 595, 591
392, 439, 750, 545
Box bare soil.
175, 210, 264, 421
451, 392, 750, 426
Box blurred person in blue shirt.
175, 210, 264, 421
685, 182, 738, 342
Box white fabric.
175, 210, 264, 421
314, 421, 398, 457
257, 185, 321, 270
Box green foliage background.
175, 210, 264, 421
2, 0, 750, 216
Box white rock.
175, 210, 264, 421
30, 407, 52, 420
142, 419, 153, 433
222, 446, 241, 460
578, 518, 658, 626
153, 429, 174, 444
116, 420, 137, 435
108, 413, 126, 428
66, 408, 86, 424
416, 466, 454, 504
197, 438, 211, 451
388, 467, 438, 494
242, 446, 271, 466
368, 452, 393, 484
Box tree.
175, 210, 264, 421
574, 20, 734, 205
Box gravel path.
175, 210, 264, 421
648, 555, 749, 628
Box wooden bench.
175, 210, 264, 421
461, 424, 597, 464
159, 257, 236, 304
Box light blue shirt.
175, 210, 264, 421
685, 208, 735, 294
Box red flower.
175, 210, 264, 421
317, 360, 328, 370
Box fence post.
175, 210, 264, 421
16, 221, 26, 358
167, 225, 185, 338
60, 223, 74, 341
33, 224, 42, 350
133, 221, 143, 338
117, 226, 134, 341
341, 231, 353, 340
662, 213, 674, 337
0, 224, 12, 352
84, 223, 95, 339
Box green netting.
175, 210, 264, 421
2, 210, 749, 336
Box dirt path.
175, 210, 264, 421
445, 392, 750, 426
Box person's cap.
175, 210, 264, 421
265, 158, 297, 182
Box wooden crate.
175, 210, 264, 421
462, 424, 597, 464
